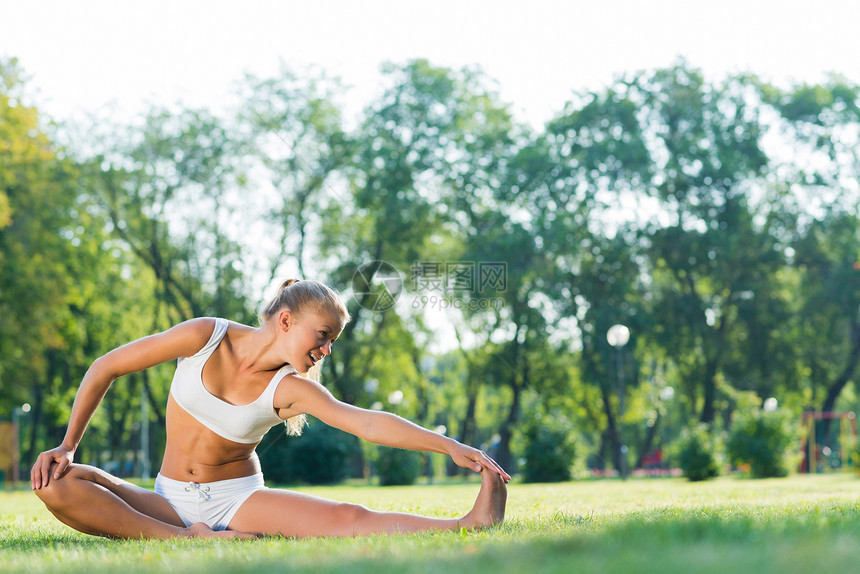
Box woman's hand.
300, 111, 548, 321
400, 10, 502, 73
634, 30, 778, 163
449, 441, 511, 483
31, 444, 75, 490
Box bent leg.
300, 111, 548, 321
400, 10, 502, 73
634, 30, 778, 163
229, 468, 507, 538
33, 463, 243, 539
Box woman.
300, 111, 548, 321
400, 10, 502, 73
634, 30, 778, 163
31, 279, 509, 539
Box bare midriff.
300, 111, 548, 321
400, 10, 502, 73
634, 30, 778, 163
159, 394, 263, 483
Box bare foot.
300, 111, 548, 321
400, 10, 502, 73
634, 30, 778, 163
460, 469, 507, 530
187, 522, 257, 540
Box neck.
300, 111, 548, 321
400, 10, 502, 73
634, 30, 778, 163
235, 321, 287, 373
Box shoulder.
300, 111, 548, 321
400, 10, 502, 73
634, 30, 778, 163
273, 372, 335, 415
278, 372, 332, 401
125, 317, 232, 361
163, 318, 221, 356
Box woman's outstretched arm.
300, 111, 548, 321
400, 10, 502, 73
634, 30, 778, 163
284, 377, 511, 482
31, 319, 214, 489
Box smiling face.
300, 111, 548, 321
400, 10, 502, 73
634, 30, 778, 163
280, 310, 344, 375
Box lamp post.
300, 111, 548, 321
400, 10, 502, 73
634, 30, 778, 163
659, 385, 675, 462
607, 324, 630, 479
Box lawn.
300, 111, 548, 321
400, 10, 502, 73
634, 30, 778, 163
1, 473, 859, 574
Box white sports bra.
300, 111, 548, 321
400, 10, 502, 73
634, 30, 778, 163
169, 318, 295, 444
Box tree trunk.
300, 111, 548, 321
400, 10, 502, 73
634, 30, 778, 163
700, 302, 729, 425
451, 326, 480, 477
700, 356, 719, 424
636, 414, 660, 469
497, 332, 530, 474
820, 319, 860, 438
452, 374, 479, 477
599, 382, 623, 475
496, 381, 521, 472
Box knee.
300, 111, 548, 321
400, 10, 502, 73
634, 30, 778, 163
334, 501, 371, 526
33, 464, 87, 508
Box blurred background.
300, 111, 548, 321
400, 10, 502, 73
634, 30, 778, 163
1, 0, 859, 485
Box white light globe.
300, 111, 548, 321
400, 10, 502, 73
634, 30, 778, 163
607, 324, 630, 347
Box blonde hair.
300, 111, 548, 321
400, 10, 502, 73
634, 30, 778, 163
261, 279, 351, 436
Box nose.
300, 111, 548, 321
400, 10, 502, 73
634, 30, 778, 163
320, 340, 333, 356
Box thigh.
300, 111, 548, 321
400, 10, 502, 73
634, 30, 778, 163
71, 464, 186, 527
227, 487, 366, 538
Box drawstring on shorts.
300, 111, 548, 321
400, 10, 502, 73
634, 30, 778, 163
185, 482, 212, 501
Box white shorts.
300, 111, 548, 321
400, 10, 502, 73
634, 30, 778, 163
154, 473, 266, 531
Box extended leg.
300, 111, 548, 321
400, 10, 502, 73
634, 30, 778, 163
33, 463, 247, 539
228, 468, 507, 538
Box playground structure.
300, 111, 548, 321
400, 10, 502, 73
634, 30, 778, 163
799, 411, 857, 473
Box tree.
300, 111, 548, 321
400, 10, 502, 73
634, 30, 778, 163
87, 105, 252, 324
0, 58, 142, 467
762, 77, 860, 436
319, 60, 500, 406
0, 59, 76, 451
237, 65, 351, 282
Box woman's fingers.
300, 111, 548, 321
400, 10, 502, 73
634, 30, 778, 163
490, 464, 511, 482
53, 457, 70, 480
472, 450, 510, 482
454, 444, 511, 482
31, 453, 48, 489
483, 455, 511, 482
39, 455, 53, 489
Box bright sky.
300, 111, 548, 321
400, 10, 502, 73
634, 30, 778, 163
2, 0, 859, 129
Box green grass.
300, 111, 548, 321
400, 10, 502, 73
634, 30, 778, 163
2, 473, 859, 573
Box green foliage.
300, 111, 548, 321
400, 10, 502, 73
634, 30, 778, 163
374, 447, 423, 486
0, 57, 135, 463
727, 409, 800, 478
89, 105, 252, 323
674, 423, 722, 481
257, 418, 361, 485
520, 411, 578, 483
5, 53, 860, 487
